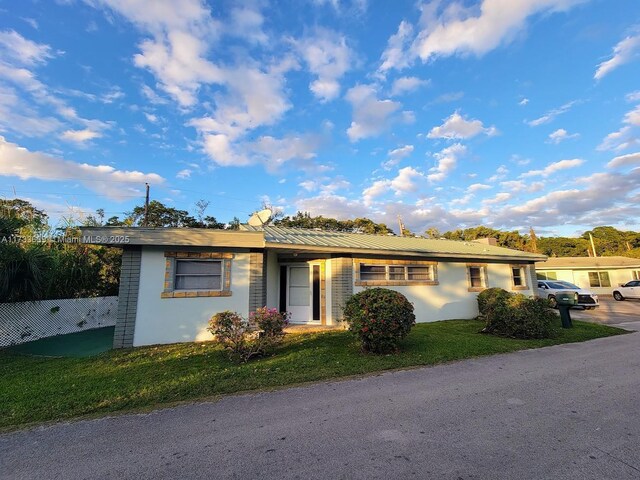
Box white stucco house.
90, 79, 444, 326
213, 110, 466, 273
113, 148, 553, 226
535, 256, 640, 296
82, 226, 546, 348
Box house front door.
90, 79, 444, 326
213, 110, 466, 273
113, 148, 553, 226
286, 265, 312, 324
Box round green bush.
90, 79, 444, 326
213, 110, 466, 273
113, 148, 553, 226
477, 287, 513, 317
482, 293, 558, 339
343, 288, 416, 354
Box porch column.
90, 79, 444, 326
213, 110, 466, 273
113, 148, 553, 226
249, 250, 267, 314
330, 257, 353, 322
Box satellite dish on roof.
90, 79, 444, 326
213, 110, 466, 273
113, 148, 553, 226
248, 208, 273, 227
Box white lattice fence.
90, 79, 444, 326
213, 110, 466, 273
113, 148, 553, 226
0, 296, 118, 347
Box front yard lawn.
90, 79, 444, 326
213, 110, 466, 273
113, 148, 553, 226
0, 319, 627, 431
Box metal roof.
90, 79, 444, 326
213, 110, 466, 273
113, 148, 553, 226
536, 256, 640, 269
243, 226, 546, 261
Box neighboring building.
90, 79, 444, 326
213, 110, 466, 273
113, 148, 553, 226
82, 226, 546, 348
535, 256, 640, 295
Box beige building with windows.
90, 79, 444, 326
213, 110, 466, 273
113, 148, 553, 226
535, 256, 640, 296
83, 226, 546, 348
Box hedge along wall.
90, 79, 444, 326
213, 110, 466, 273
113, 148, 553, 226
0, 296, 118, 347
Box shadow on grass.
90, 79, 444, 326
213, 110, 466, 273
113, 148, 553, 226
0, 319, 628, 431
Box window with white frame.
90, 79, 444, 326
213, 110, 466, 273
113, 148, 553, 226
633, 270, 640, 280
511, 265, 527, 289
174, 259, 222, 290
537, 271, 557, 280
588, 271, 611, 288
467, 265, 487, 290
356, 261, 437, 285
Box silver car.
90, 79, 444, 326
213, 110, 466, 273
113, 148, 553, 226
537, 280, 600, 309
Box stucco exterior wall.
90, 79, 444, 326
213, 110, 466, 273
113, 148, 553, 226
537, 267, 639, 295
133, 248, 251, 346
353, 262, 535, 323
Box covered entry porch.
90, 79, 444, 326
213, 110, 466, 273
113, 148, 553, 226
263, 252, 353, 326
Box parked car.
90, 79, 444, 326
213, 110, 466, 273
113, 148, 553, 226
612, 280, 640, 301
537, 280, 599, 309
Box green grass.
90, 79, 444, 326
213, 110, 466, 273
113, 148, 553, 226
0, 319, 628, 431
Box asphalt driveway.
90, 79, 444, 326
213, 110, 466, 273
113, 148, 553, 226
3, 318, 640, 480
570, 297, 640, 324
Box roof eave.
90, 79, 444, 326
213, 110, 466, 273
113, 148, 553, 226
265, 242, 546, 262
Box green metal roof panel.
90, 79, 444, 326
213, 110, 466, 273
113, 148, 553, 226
246, 226, 545, 261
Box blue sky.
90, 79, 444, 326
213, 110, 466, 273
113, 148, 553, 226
0, 0, 639, 236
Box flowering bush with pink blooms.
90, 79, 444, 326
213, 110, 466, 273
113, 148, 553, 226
250, 307, 290, 340
208, 307, 289, 363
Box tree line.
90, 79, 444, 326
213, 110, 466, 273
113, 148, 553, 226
2, 197, 638, 302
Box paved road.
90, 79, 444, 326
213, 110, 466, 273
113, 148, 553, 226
3, 322, 640, 480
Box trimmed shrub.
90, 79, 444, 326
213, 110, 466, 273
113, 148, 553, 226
208, 308, 289, 362
477, 287, 513, 317
480, 289, 558, 339
343, 288, 416, 354
250, 307, 290, 344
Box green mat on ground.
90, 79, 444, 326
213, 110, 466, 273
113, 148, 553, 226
4, 327, 114, 358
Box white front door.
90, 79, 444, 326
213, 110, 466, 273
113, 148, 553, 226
287, 265, 311, 323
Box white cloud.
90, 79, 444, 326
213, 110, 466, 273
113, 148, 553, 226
295, 28, 352, 102
228, 6, 268, 45
60, 128, 103, 143
362, 179, 391, 206
488, 165, 509, 182
626, 91, 640, 102
0, 30, 53, 66
520, 158, 584, 177
598, 105, 640, 151
390, 76, 429, 96
345, 84, 401, 142
548, 128, 579, 144
624, 104, 640, 126
483, 192, 512, 205
378, 21, 414, 74
519, 98, 529, 106
391, 166, 424, 194
528, 101, 576, 126
91, 0, 223, 107
500, 180, 525, 191
0, 136, 164, 199
144, 112, 158, 124
383, 144, 414, 169
607, 152, 640, 169
201, 132, 321, 171
176, 169, 191, 179
594, 33, 640, 80
598, 126, 639, 152
428, 143, 466, 182
467, 183, 492, 193
413, 0, 584, 62
427, 111, 497, 140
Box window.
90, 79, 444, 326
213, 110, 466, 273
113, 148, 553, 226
355, 260, 438, 286
175, 260, 222, 290
162, 251, 233, 298
537, 271, 557, 280
467, 264, 488, 291
360, 265, 387, 281
510, 265, 528, 290
633, 270, 640, 280
588, 271, 611, 288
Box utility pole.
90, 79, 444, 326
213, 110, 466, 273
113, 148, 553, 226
143, 183, 150, 227
589, 232, 597, 257
397, 215, 405, 237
